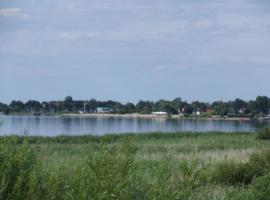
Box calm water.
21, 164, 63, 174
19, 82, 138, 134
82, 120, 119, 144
0, 115, 269, 136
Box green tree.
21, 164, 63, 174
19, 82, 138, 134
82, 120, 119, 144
9, 101, 25, 112
212, 101, 228, 116
63, 96, 74, 112
88, 99, 97, 112
125, 103, 136, 113
232, 98, 247, 114
25, 100, 42, 113
136, 101, 153, 114
255, 96, 270, 115
0, 103, 9, 113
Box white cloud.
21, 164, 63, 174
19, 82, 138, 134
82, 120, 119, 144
0, 8, 21, 16
60, 32, 84, 40
194, 19, 212, 29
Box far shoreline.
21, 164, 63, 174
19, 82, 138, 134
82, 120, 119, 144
2, 112, 269, 121
58, 113, 252, 121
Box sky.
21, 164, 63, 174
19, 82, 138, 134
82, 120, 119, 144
0, 0, 270, 103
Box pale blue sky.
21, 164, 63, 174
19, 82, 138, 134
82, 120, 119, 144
0, 0, 270, 103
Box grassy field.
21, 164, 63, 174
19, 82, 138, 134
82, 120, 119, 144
1, 131, 270, 200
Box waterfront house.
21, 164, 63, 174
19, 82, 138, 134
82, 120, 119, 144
96, 107, 113, 113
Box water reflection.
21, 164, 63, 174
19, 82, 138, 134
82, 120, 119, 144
0, 115, 269, 136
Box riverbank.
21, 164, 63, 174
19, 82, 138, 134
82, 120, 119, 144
1, 112, 263, 121
59, 113, 252, 121
1, 131, 270, 199
60, 113, 181, 119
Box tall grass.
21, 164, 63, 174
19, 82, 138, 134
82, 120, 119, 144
0, 131, 270, 199
0, 137, 38, 200
257, 127, 270, 140
210, 149, 270, 185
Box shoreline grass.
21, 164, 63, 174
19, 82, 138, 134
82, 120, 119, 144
1, 131, 270, 200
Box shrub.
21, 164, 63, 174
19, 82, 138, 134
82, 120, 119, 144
78, 141, 139, 199
249, 173, 270, 200
211, 161, 255, 185
3, 107, 10, 115
0, 137, 39, 200
211, 149, 270, 185
147, 158, 200, 200
248, 150, 270, 176
257, 127, 270, 140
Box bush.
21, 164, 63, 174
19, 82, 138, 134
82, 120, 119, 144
248, 150, 270, 175
3, 107, 10, 115
81, 141, 138, 199
146, 158, 202, 200
0, 137, 39, 200
211, 149, 270, 185
249, 173, 270, 200
211, 161, 255, 185
257, 128, 270, 140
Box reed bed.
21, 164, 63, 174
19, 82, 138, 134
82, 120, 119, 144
1, 131, 270, 200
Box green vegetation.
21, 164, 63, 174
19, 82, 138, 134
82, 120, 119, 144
1, 131, 270, 199
1, 95, 270, 117
210, 149, 270, 185
248, 172, 270, 200
257, 127, 270, 140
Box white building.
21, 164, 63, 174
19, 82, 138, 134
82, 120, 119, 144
96, 107, 113, 113
152, 111, 167, 115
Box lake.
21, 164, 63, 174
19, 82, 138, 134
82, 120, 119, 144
0, 115, 269, 136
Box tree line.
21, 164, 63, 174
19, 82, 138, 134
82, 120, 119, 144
0, 96, 270, 117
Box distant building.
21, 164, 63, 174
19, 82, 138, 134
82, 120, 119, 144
207, 108, 214, 113
152, 111, 167, 115
239, 108, 246, 114
96, 107, 113, 113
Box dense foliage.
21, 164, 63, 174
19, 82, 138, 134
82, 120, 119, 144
210, 150, 270, 185
0, 96, 270, 117
257, 128, 270, 140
